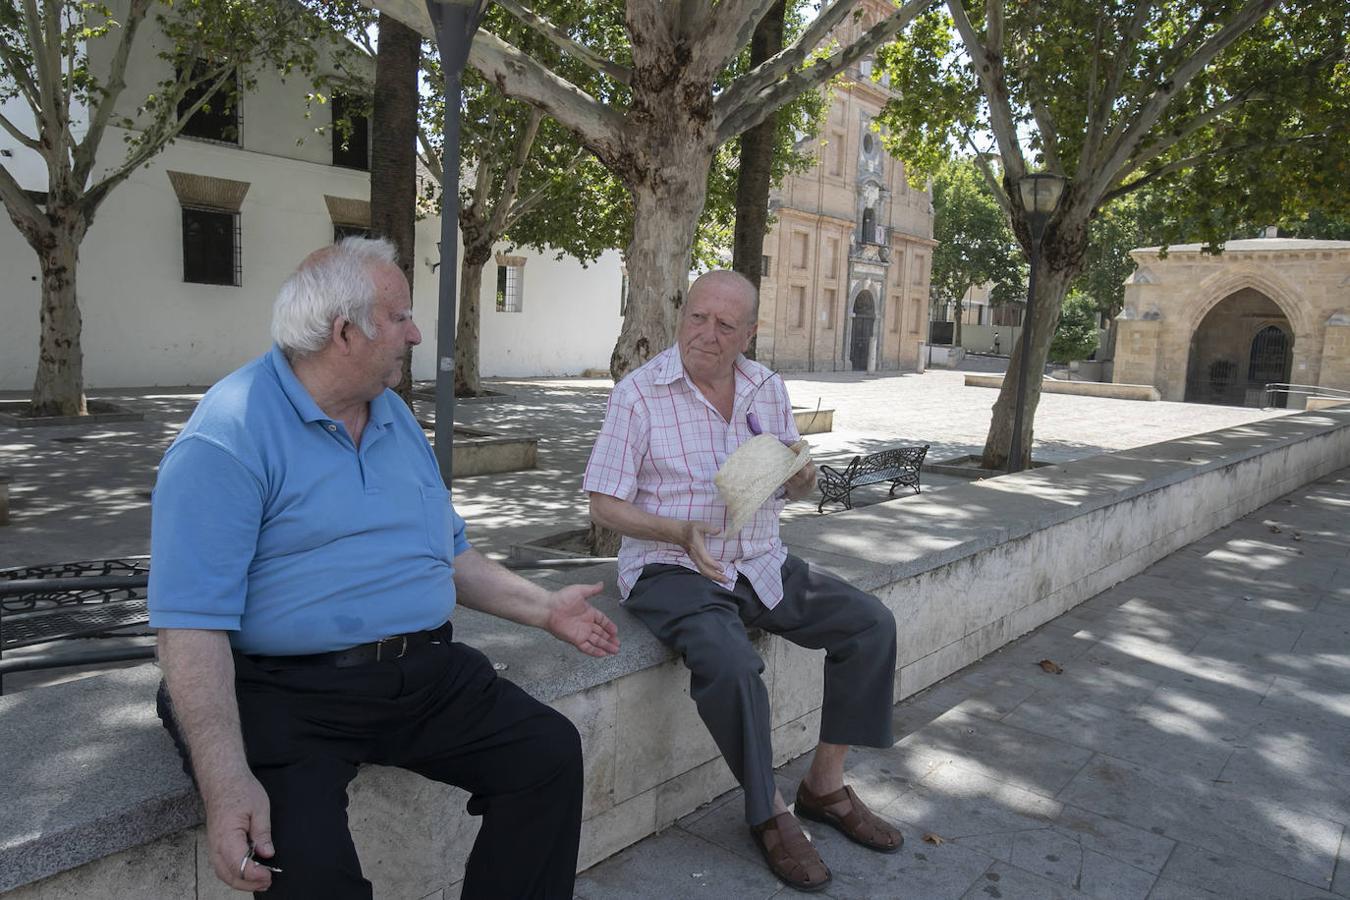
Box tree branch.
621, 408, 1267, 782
504, 145, 585, 228
73, 0, 152, 187
1110, 90, 1258, 187
697, 0, 779, 74
0, 32, 42, 113
1088, 0, 1276, 204
1029, 100, 1062, 172
492, 0, 631, 85
716, 0, 932, 141
484, 107, 542, 237
946, 0, 1023, 180
715, 0, 866, 119
1100, 133, 1320, 206
417, 127, 443, 186
21, 0, 60, 152
0, 160, 44, 234
467, 28, 624, 157
82, 63, 233, 214
0, 109, 40, 150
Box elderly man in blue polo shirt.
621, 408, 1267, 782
149, 237, 618, 899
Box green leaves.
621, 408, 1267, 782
930, 156, 1022, 311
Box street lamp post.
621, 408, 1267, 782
1007, 172, 1066, 473
425, 0, 484, 486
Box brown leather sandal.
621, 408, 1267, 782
750, 812, 832, 892
795, 782, 904, 853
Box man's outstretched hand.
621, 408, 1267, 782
545, 582, 620, 657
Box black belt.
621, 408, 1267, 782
246, 623, 451, 669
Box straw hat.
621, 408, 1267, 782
714, 434, 812, 537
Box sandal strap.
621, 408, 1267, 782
797, 783, 903, 849
753, 813, 830, 885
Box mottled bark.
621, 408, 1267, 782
980, 219, 1088, 470
370, 13, 421, 405
453, 241, 491, 397
29, 220, 87, 417
730, 0, 785, 362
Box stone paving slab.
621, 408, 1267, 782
575, 471, 1350, 898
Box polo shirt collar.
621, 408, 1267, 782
268, 345, 329, 424
268, 345, 399, 432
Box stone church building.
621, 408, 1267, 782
1113, 238, 1350, 409
755, 0, 935, 374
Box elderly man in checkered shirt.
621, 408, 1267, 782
584, 270, 901, 893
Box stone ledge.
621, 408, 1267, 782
5, 406, 1349, 895
964, 374, 1161, 401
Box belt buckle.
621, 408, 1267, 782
376, 634, 408, 662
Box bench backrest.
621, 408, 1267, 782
852, 444, 928, 477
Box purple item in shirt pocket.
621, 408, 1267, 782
746, 411, 763, 435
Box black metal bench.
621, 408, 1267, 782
816, 445, 929, 512
0, 557, 154, 693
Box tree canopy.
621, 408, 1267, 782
876, 0, 1348, 468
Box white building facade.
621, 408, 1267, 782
0, 11, 622, 392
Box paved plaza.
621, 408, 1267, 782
574, 468, 1350, 899
0, 366, 1287, 563
3, 367, 1345, 900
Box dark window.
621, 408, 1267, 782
331, 93, 370, 170
178, 63, 240, 144
334, 224, 372, 242
496, 264, 523, 312
182, 207, 241, 286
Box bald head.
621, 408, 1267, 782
687, 269, 759, 321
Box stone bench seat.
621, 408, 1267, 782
4, 407, 1349, 897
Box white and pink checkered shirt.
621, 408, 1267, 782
583, 345, 801, 608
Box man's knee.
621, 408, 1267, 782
844, 590, 897, 656
683, 629, 764, 687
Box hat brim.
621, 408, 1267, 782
714, 437, 812, 538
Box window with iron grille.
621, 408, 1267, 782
182, 207, 241, 286
496, 264, 524, 312
331, 93, 370, 170
334, 224, 372, 242
178, 63, 240, 145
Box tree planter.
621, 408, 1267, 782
927, 454, 1056, 480
0, 400, 143, 427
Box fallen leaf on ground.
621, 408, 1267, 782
1038, 659, 1064, 674
922, 833, 945, 845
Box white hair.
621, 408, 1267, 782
271, 237, 399, 355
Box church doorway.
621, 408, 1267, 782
850, 292, 876, 371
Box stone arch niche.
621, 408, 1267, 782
1183, 288, 1294, 407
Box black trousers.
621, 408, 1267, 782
625, 555, 897, 826
159, 626, 583, 899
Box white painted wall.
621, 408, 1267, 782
0, 5, 622, 390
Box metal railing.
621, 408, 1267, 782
1263, 383, 1350, 408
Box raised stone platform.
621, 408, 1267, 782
964, 374, 1161, 401
5, 407, 1350, 897
793, 406, 835, 435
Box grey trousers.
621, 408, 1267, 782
625, 554, 897, 826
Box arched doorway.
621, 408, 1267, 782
1184, 288, 1293, 406
850, 292, 875, 371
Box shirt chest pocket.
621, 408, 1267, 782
421, 485, 453, 560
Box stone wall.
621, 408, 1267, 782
6, 407, 1350, 899
1113, 239, 1350, 405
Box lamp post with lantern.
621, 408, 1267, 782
1007, 172, 1066, 473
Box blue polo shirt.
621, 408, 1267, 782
148, 346, 468, 655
